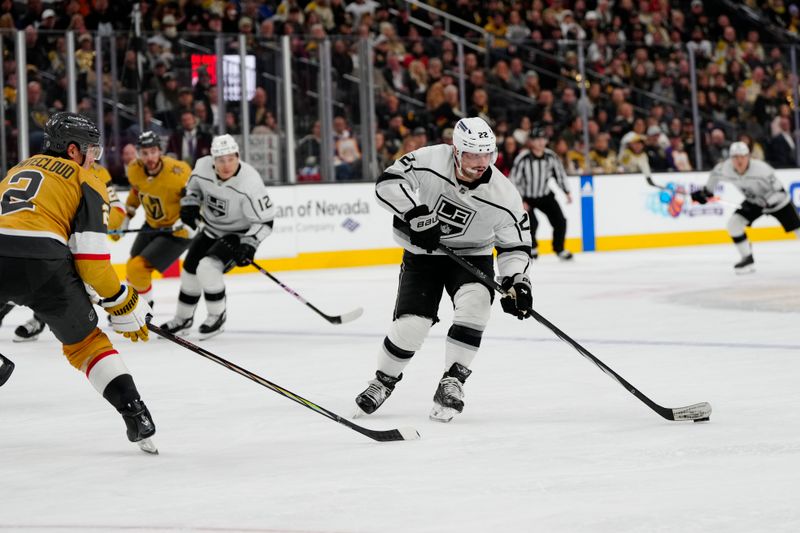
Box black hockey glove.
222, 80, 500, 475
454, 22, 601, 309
500, 273, 533, 320
404, 205, 441, 253
180, 204, 201, 229
691, 188, 713, 205
234, 242, 256, 267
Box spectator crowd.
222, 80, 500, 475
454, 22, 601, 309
2, 0, 800, 183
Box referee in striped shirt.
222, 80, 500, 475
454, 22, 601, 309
509, 126, 573, 260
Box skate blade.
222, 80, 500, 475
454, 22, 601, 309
198, 326, 225, 341
352, 405, 371, 419
137, 438, 159, 455
12, 335, 40, 343
734, 266, 755, 275
429, 405, 458, 423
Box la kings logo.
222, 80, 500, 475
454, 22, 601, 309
206, 194, 228, 217
433, 195, 476, 238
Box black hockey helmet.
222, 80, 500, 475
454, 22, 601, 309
529, 124, 548, 139
137, 130, 161, 149
43, 112, 102, 159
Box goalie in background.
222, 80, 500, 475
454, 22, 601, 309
691, 141, 800, 273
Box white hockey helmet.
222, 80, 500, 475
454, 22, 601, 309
729, 141, 750, 157
452, 117, 497, 169
211, 134, 239, 158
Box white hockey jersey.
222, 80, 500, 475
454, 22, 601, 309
182, 156, 275, 245
707, 158, 789, 212
376, 144, 532, 278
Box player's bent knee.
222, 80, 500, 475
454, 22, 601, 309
388, 314, 433, 352
453, 283, 492, 330
727, 214, 748, 237
126, 256, 154, 291
63, 328, 115, 372
197, 257, 226, 290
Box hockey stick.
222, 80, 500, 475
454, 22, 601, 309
645, 176, 738, 208
108, 227, 176, 235
0, 353, 15, 387
438, 244, 712, 422
246, 260, 364, 325
147, 323, 418, 441
203, 221, 363, 325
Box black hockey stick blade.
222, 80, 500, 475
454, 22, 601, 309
437, 244, 712, 422
247, 260, 363, 325
148, 323, 419, 442
0, 352, 15, 387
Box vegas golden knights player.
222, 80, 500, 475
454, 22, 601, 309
0, 112, 157, 453
116, 131, 192, 308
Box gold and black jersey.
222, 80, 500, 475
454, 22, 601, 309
126, 156, 191, 232
90, 162, 126, 231
0, 154, 121, 298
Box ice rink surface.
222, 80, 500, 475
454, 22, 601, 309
2, 241, 799, 533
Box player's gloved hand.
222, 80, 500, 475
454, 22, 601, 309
100, 284, 152, 342
180, 204, 201, 229
691, 188, 713, 204
170, 222, 197, 240
109, 216, 129, 242
234, 240, 256, 267
500, 273, 533, 320
404, 205, 441, 253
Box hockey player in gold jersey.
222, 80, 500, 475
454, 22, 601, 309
9, 161, 127, 342
0, 112, 157, 453
117, 131, 192, 309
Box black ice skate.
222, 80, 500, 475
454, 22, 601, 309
0, 353, 15, 387
430, 362, 472, 423
734, 255, 755, 274
354, 371, 403, 417
13, 316, 46, 343
118, 398, 158, 454
0, 302, 14, 325
159, 317, 193, 336
198, 312, 226, 340
557, 250, 574, 261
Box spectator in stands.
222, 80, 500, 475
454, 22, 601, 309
645, 126, 669, 172
620, 134, 650, 173
124, 106, 169, 143
666, 134, 692, 171
589, 132, 619, 175
495, 136, 520, 177
738, 132, 766, 161
166, 110, 212, 167
333, 115, 361, 181
767, 116, 796, 168
706, 128, 731, 167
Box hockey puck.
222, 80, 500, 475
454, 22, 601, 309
693, 417, 710, 423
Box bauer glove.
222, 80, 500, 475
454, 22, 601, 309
180, 204, 201, 229
101, 284, 152, 342
691, 188, 713, 204
404, 205, 441, 253
500, 273, 533, 320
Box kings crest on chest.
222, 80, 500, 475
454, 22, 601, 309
434, 195, 476, 237
206, 194, 228, 217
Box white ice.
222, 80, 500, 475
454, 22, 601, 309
2, 241, 800, 533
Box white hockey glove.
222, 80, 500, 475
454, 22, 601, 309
101, 284, 152, 342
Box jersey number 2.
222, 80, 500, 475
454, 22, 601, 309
0, 170, 44, 215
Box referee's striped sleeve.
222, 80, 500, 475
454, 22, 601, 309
549, 152, 570, 194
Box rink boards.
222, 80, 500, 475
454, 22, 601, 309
111, 170, 800, 277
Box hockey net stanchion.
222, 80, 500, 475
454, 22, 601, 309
147, 322, 420, 442
437, 244, 712, 422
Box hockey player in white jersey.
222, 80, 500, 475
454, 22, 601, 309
160, 134, 275, 338
692, 141, 800, 273
355, 117, 533, 422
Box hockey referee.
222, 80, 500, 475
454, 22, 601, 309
509, 125, 573, 260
